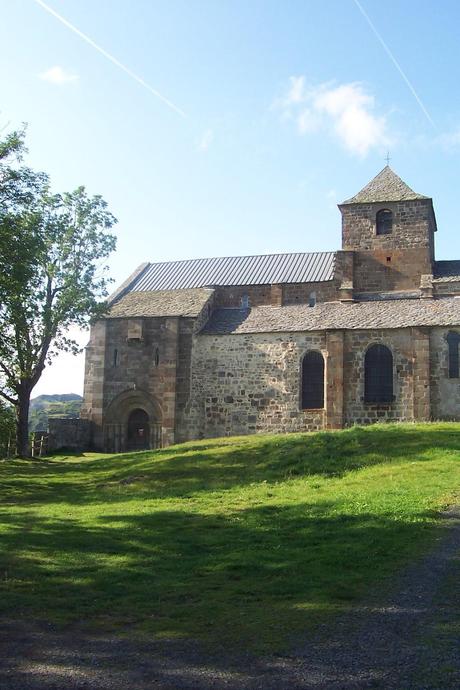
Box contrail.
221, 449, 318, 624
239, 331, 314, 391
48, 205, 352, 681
353, 0, 436, 130
33, 0, 186, 118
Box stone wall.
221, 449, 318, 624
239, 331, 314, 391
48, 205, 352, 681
214, 281, 338, 308
48, 418, 92, 451
82, 314, 197, 450
182, 331, 329, 439
283, 282, 338, 304
340, 199, 435, 253
80, 320, 106, 448
102, 316, 180, 446
352, 248, 432, 292
181, 326, 445, 438
340, 199, 435, 294
343, 329, 415, 425
430, 327, 460, 420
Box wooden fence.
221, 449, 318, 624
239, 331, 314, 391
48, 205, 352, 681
1, 432, 49, 458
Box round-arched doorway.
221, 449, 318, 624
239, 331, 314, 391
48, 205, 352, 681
127, 408, 150, 451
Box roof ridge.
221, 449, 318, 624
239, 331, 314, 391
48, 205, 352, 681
145, 250, 337, 266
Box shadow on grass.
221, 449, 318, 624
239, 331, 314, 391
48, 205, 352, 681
0, 499, 440, 653
1, 423, 460, 506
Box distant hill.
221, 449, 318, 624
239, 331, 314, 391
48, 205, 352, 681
29, 394, 83, 432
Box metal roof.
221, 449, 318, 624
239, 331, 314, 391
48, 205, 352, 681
129, 252, 336, 291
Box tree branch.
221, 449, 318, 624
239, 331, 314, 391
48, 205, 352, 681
0, 388, 18, 406
0, 359, 15, 383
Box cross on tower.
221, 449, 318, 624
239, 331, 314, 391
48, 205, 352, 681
385, 151, 391, 166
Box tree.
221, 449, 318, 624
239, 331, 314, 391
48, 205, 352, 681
0, 129, 117, 456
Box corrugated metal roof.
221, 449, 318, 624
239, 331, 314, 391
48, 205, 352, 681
130, 252, 336, 291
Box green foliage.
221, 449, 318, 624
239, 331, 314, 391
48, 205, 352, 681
0, 423, 458, 652
28, 394, 82, 432
0, 127, 116, 454
0, 401, 14, 456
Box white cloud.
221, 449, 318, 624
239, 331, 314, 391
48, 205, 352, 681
39, 65, 79, 85
285, 75, 307, 105
275, 77, 390, 157
197, 129, 214, 152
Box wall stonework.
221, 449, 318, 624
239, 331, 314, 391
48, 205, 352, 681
343, 329, 414, 425
430, 328, 460, 419
340, 199, 435, 253
340, 198, 435, 294
182, 332, 327, 439
48, 418, 92, 452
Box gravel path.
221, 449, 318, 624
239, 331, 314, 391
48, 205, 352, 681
1, 507, 459, 690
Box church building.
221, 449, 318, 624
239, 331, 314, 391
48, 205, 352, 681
79, 167, 460, 452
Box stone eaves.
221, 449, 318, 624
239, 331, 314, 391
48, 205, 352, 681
342, 166, 429, 205
107, 288, 214, 318
202, 297, 460, 335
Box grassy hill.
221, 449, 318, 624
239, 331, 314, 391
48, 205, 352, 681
29, 393, 82, 432
0, 423, 459, 652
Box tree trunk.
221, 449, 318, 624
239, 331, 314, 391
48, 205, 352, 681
16, 386, 31, 457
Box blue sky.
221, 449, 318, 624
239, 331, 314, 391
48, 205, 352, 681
2, 0, 460, 396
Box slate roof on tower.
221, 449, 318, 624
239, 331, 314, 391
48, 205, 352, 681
341, 166, 429, 204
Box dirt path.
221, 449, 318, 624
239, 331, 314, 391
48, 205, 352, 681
1, 508, 459, 690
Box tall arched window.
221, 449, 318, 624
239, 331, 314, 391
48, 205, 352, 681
364, 344, 394, 403
301, 351, 324, 409
376, 209, 393, 235
446, 331, 460, 378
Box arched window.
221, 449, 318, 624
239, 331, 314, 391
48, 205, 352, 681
364, 344, 394, 403
376, 209, 393, 235
301, 351, 324, 409
446, 331, 460, 378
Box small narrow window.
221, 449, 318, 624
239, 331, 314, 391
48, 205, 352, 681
446, 332, 460, 378
154, 347, 160, 367
376, 209, 393, 235
364, 344, 393, 403
308, 292, 316, 307
113, 349, 119, 367
241, 293, 250, 309
301, 351, 324, 409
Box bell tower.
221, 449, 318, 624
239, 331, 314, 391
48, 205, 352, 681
338, 166, 437, 295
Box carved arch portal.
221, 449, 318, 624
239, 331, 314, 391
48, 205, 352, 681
103, 389, 162, 452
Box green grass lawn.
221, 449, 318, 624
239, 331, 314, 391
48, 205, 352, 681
0, 423, 459, 652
